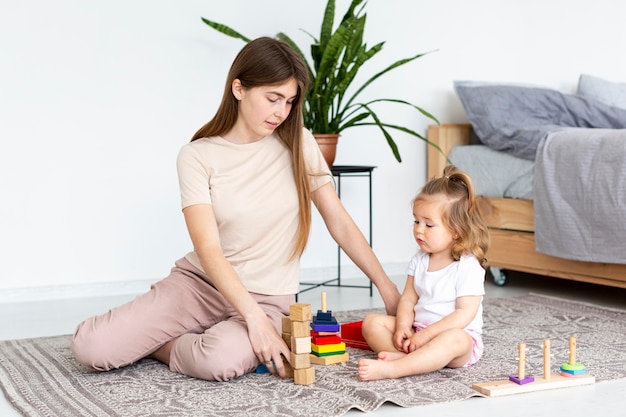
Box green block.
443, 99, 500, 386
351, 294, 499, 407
311, 350, 346, 357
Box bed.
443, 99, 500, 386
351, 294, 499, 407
426, 75, 626, 289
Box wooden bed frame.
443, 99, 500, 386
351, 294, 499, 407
427, 124, 626, 289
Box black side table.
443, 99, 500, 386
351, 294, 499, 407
299, 165, 376, 296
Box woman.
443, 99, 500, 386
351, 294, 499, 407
71, 37, 400, 382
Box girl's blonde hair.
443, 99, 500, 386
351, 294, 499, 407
190, 37, 311, 259
413, 165, 490, 267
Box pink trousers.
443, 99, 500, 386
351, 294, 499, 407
71, 258, 294, 381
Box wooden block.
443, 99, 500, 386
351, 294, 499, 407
282, 332, 292, 349
311, 342, 346, 354
294, 366, 315, 385
282, 358, 294, 378
311, 335, 342, 345
316, 310, 333, 321
311, 322, 340, 333
311, 350, 346, 357
282, 316, 292, 334
290, 352, 311, 369
291, 320, 310, 338
309, 351, 349, 365
313, 316, 338, 325
289, 303, 312, 322
472, 373, 595, 397
310, 330, 339, 337
291, 336, 312, 354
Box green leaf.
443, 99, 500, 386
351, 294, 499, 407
345, 50, 436, 110
200, 18, 251, 42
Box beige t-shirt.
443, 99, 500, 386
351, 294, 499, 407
176, 128, 332, 295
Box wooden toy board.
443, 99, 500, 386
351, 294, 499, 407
472, 373, 595, 397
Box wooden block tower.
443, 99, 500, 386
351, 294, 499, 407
309, 292, 349, 365
283, 303, 315, 385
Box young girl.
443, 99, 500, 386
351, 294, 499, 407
358, 165, 490, 381
71, 37, 400, 382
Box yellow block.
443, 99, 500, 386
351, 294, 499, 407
311, 342, 346, 354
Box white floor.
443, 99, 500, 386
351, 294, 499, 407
1, 271, 625, 417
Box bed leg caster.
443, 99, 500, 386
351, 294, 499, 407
489, 267, 508, 286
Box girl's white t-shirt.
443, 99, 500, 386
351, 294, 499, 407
407, 250, 485, 334
176, 128, 332, 295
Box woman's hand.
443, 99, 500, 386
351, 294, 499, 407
246, 313, 292, 378
183, 204, 292, 377
377, 281, 401, 316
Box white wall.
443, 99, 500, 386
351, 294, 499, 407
1, 1, 625, 296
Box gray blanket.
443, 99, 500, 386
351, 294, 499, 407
534, 128, 626, 264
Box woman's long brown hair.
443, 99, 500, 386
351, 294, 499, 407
190, 37, 312, 259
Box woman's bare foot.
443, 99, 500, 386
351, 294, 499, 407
147, 338, 177, 365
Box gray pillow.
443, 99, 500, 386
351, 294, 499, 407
454, 81, 626, 160
577, 74, 626, 110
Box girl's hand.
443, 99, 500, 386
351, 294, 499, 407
393, 327, 414, 352
246, 314, 292, 378
403, 330, 431, 353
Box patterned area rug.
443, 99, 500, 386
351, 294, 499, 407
1, 293, 625, 417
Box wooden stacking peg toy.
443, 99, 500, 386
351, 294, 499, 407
472, 336, 595, 397
310, 292, 349, 365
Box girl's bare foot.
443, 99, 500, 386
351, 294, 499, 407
358, 358, 396, 381
378, 351, 405, 361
